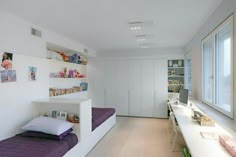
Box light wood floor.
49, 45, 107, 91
87, 117, 184, 157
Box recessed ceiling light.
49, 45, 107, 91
139, 43, 153, 48
137, 38, 146, 42
129, 21, 143, 31
136, 34, 147, 38
130, 26, 141, 30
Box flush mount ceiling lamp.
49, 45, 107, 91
136, 38, 147, 42
129, 21, 143, 31
141, 46, 149, 48
139, 42, 156, 49
135, 34, 154, 43
130, 26, 141, 30
139, 43, 150, 49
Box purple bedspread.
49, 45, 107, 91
0, 133, 78, 157
92, 107, 115, 131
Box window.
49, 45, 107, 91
185, 52, 192, 95
203, 37, 213, 103
202, 15, 233, 118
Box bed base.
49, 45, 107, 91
64, 113, 116, 157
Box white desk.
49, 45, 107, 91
170, 103, 232, 157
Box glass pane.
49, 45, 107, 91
203, 38, 213, 103
185, 53, 192, 94
215, 24, 232, 112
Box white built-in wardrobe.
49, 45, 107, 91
92, 59, 168, 118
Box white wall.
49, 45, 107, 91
97, 48, 185, 59
184, 0, 236, 121
0, 11, 96, 58
0, 55, 49, 140
0, 11, 95, 140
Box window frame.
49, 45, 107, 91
201, 14, 234, 118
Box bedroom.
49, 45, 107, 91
0, 0, 236, 157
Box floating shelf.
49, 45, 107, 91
168, 67, 184, 69
168, 75, 184, 78
49, 59, 87, 66
50, 77, 88, 80
49, 91, 87, 97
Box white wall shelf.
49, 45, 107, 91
47, 48, 88, 99
49, 59, 87, 67
50, 91, 87, 98
49, 78, 88, 80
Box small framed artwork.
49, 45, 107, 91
1, 70, 16, 83
57, 111, 67, 121
29, 66, 37, 81
80, 82, 88, 91
1, 52, 13, 70
51, 111, 58, 118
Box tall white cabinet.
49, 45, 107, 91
92, 59, 168, 118
140, 60, 155, 117
128, 60, 142, 116
153, 60, 168, 118
114, 61, 129, 115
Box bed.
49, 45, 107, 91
0, 133, 78, 157
65, 107, 116, 157
92, 107, 116, 131
32, 99, 117, 157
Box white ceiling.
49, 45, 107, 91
0, 0, 222, 52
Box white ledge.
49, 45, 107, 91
190, 99, 236, 135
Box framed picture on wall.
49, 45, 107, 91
0, 70, 16, 83
28, 66, 37, 81
1, 52, 13, 70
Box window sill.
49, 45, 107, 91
190, 98, 236, 135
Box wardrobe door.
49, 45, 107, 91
103, 60, 117, 108
128, 60, 142, 116
93, 60, 106, 107
114, 60, 129, 115
153, 59, 168, 118
141, 60, 155, 117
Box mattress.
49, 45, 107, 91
0, 133, 78, 157
92, 107, 116, 131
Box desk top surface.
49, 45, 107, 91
170, 103, 232, 157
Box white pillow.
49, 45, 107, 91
22, 116, 73, 135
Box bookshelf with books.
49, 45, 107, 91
46, 43, 88, 97
168, 59, 184, 93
